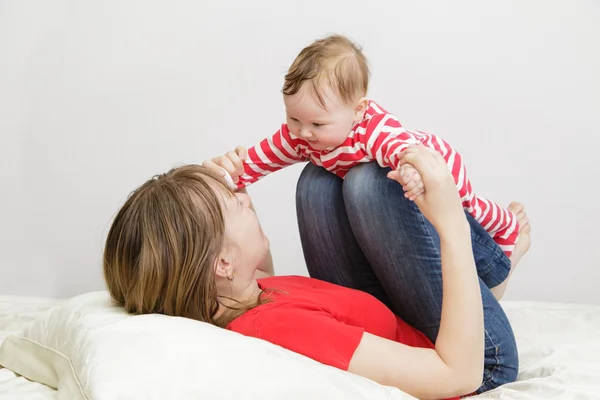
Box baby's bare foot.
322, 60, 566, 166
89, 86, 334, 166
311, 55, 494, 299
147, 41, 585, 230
508, 202, 531, 268
490, 202, 531, 300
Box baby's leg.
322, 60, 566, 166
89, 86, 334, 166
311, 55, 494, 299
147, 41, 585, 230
432, 140, 520, 257
424, 136, 529, 299
489, 202, 531, 300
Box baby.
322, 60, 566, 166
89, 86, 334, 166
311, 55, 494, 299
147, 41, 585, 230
208, 34, 521, 257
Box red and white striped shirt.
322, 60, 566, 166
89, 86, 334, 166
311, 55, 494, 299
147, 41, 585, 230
238, 100, 519, 256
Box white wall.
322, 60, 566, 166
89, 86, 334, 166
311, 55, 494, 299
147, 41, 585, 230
1, 0, 599, 303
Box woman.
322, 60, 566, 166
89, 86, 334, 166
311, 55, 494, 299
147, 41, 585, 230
103, 145, 530, 399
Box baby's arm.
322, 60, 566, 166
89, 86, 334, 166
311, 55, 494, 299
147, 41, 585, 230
236, 124, 308, 189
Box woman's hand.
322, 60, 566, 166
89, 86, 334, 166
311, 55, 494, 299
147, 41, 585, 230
202, 146, 247, 184
389, 145, 466, 234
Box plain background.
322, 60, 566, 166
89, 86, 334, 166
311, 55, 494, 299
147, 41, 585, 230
1, 0, 598, 303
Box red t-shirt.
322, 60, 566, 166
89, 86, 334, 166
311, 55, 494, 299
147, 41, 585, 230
228, 275, 461, 399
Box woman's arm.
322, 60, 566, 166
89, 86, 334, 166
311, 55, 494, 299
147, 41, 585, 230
349, 145, 483, 399
348, 223, 482, 399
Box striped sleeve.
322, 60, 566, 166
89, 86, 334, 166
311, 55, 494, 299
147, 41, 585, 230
236, 124, 308, 189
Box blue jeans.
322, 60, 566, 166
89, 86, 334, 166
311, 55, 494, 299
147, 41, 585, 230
295, 162, 518, 394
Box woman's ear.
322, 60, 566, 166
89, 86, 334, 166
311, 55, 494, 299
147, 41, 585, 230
214, 252, 234, 280
353, 97, 369, 123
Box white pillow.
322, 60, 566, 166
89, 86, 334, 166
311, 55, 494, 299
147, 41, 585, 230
0, 291, 415, 400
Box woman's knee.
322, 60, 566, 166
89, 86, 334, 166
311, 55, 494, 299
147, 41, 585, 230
296, 163, 339, 208
296, 163, 343, 222
297, 163, 326, 195
343, 162, 413, 211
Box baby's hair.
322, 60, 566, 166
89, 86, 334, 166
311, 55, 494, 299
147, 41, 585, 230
283, 34, 370, 109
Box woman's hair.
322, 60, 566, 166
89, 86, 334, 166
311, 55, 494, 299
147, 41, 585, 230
103, 165, 266, 328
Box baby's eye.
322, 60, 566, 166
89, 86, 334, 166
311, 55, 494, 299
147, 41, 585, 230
313, 123, 324, 127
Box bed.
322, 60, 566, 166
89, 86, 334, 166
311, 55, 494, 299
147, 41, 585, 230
0, 294, 599, 400
0, 295, 64, 400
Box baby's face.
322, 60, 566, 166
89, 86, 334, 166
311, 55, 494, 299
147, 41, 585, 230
284, 81, 364, 150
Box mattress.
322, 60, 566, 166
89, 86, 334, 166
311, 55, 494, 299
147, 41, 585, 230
0, 295, 599, 399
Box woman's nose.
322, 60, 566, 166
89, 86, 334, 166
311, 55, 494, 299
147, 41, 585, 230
237, 193, 250, 207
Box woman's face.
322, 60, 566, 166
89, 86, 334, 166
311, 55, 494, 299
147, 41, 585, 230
218, 189, 270, 280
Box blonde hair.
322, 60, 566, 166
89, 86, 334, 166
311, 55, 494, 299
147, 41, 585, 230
103, 165, 267, 328
283, 34, 370, 109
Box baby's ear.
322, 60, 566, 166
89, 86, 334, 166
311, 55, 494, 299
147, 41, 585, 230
353, 97, 369, 122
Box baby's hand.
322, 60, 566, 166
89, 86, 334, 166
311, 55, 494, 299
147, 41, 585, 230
387, 163, 425, 201
202, 146, 247, 186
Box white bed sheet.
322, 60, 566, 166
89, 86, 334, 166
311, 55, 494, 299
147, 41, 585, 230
478, 301, 600, 399
0, 295, 599, 400
0, 296, 64, 400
